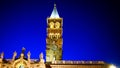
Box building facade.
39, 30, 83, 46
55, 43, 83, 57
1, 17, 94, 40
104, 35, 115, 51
0, 4, 111, 68
46, 4, 63, 62
0, 48, 45, 68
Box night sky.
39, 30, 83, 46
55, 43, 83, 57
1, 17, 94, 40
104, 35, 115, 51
0, 0, 120, 67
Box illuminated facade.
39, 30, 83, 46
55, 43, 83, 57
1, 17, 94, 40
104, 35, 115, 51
0, 48, 45, 68
46, 4, 63, 62
0, 4, 112, 68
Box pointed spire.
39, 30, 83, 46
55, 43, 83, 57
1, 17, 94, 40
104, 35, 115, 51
50, 4, 60, 18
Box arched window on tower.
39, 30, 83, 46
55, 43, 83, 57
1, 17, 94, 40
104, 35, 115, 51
55, 22, 60, 28
49, 22, 54, 28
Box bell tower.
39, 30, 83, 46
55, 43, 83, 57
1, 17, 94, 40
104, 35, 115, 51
46, 4, 63, 62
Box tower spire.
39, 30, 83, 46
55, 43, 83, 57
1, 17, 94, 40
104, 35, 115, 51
50, 4, 60, 18
54, 3, 56, 8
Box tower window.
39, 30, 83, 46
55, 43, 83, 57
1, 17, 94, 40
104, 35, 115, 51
49, 22, 54, 28
55, 22, 60, 28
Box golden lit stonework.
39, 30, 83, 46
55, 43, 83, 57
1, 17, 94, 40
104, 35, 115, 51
0, 4, 112, 68
46, 4, 63, 62
0, 48, 45, 68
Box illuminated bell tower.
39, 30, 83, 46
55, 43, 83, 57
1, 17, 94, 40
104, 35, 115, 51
46, 4, 63, 62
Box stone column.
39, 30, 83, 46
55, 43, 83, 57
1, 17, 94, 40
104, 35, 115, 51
0, 52, 4, 68
27, 51, 31, 62
12, 51, 17, 61
39, 53, 45, 68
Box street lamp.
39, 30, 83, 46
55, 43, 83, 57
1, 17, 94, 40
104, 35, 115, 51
109, 64, 117, 68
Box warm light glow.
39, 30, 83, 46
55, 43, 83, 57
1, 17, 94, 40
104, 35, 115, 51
109, 64, 117, 68
55, 22, 60, 28
49, 22, 54, 28
16, 63, 24, 68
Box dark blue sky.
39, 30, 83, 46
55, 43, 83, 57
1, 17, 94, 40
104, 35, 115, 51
0, 0, 120, 66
